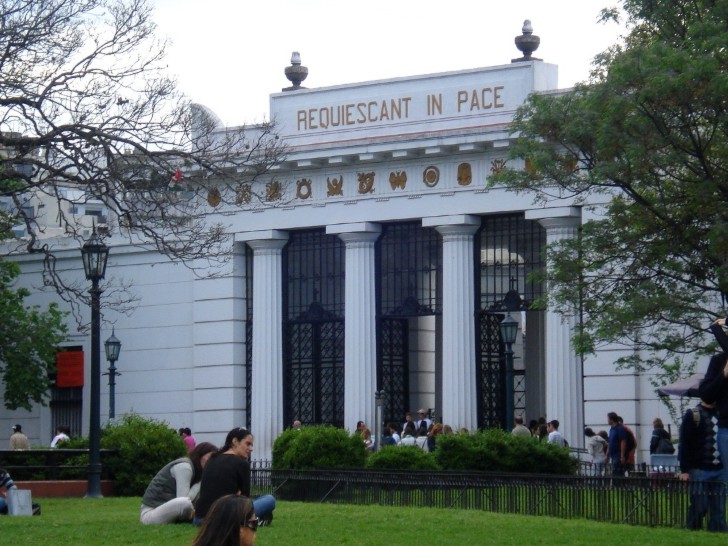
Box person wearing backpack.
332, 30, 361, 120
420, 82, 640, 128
679, 397, 727, 532
618, 416, 638, 471
650, 418, 674, 455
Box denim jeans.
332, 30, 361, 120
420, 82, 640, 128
686, 469, 728, 532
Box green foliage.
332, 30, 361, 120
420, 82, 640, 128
435, 429, 578, 475
365, 445, 440, 470
272, 425, 367, 470
0, 258, 68, 410
491, 0, 728, 380
98, 413, 187, 496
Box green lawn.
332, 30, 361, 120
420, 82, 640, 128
2, 497, 726, 545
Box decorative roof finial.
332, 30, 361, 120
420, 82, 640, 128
512, 20, 541, 63
284, 51, 308, 91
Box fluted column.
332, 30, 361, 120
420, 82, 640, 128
425, 215, 480, 431
526, 208, 582, 447
244, 231, 288, 462
327, 223, 381, 432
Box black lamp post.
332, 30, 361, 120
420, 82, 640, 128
104, 330, 121, 419
81, 229, 109, 499
499, 313, 518, 431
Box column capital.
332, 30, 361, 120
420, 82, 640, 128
327, 222, 381, 245
238, 230, 289, 253
525, 207, 581, 231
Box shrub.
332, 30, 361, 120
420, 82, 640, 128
365, 445, 439, 470
100, 413, 187, 496
435, 428, 578, 475
272, 425, 367, 470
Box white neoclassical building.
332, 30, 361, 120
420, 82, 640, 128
1, 27, 672, 463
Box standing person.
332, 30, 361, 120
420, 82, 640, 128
140, 442, 218, 525
618, 417, 638, 470
194, 428, 275, 526
650, 418, 674, 455
50, 426, 70, 448
387, 422, 401, 445
700, 317, 728, 485
9, 424, 29, 450
401, 412, 413, 436
607, 412, 631, 476
191, 494, 258, 546
585, 427, 607, 475
511, 416, 532, 438
546, 420, 567, 447
179, 428, 196, 452
415, 409, 432, 434
679, 397, 727, 532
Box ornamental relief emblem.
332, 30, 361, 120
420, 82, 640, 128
457, 163, 472, 186
490, 158, 507, 175
389, 170, 407, 190
235, 183, 252, 205
207, 187, 221, 207
327, 175, 343, 197
423, 166, 439, 188
357, 172, 375, 194
266, 180, 282, 201
296, 178, 312, 200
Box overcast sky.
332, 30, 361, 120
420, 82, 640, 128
151, 0, 626, 127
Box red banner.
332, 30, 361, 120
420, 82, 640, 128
56, 351, 84, 387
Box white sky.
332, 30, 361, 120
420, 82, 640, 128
151, 0, 626, 127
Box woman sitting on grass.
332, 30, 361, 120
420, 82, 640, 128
191, 494, 258, 546
140, 442, 217, 524
193, 427, 275, 526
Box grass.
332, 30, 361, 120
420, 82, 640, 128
2, 497, 727, 545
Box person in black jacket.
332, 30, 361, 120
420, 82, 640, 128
678, 398, 727, 531
650, 418, 674, 454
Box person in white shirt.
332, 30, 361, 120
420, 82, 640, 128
547, 420, 567, 447
50, 426, 70, 448
416, 409, 432, 435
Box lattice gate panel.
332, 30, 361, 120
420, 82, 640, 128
379, 318, 409, 426
477, 312, 505, 429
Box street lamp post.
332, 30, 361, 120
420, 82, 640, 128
104, 330, 121, 419
374, 390, 385, 452
81, 229, 109, 499
499, 313, 518, 431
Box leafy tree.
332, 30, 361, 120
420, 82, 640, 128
494, 0, 728, 378
0, 0, 286, 321
0, 257, 67, 410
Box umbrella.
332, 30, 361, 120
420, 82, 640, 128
657, 373, 704, 397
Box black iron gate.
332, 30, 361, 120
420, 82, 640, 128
285, 303, 345, 427
377, 222, 441, 426
282, 230, 345, 428
476, 312, 506, 429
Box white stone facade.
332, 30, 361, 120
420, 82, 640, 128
0, 58, 677, 464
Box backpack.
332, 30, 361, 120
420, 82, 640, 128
655, 437, 674, 454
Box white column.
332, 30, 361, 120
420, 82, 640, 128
425, 215, 480, 431
243, 231, 288, 462
327, 222, 381, 432
526, 207, 582, 447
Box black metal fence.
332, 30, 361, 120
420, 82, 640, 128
250, 465, 712, 529
0, 449, 116, 480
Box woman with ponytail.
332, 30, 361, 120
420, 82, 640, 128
193, 427, 275, 526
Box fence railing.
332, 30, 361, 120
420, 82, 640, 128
0, 449, 116, 480
250, 465, 710, 529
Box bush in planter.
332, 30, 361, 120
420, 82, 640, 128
272, 425, 367, 470
365, 445, 439, 470
435, 428, 578, 475
65, 413, 187, 496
